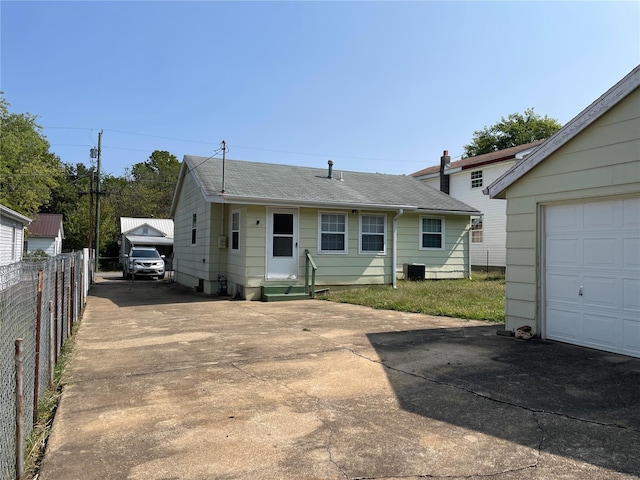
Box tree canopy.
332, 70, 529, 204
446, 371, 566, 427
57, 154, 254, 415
463, 108, 562, 158
0, 95, 64, 217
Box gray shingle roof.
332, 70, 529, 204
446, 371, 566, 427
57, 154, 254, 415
184, 156, 479, 214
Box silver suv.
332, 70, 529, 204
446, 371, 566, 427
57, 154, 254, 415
123, 246, 165, 280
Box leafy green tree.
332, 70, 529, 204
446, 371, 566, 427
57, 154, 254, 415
0, 95, 64, 216
124, 150, 181, 217
463, 108, 562, 157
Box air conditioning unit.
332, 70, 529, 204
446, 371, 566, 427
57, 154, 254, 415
403, 263, 425, 281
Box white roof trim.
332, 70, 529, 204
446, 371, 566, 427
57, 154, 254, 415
0, 204, 31, 225
485, 65, 640, 199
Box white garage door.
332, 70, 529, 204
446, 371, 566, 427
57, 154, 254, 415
545, 197, 640, 357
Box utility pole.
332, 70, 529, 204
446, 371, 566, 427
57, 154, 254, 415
90, 130, 103, 272
89, 172, 94, 250
221, 140, 227, 193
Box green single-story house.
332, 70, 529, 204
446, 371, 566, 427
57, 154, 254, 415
169, 157, 479, 300
485, 64, 640, 357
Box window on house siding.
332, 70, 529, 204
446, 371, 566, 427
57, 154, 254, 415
471, 218, 483, 243
360, 215, 386, 253
231, 210, 240, 250
191, 214, 197, 245
319, 213, 347, 253
420, 217, 444, 250
471, 170, 483, 188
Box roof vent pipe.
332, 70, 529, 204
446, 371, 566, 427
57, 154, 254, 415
328, 160, 334, 179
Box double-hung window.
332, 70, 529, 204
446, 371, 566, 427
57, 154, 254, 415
319, 213, 347, 253
191, 214, 197, 245
471, 218, 483, 243
471, 170, 483, 188
360, 214, 386, 254
420, 217, 444, 250
231, 210, 240, 251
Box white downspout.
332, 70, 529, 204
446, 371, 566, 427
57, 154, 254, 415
392, 209, 404, 288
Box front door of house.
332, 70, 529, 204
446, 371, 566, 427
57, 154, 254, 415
266, 208, 298, 280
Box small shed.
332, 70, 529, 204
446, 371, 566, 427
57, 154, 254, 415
26, 213, 64, 256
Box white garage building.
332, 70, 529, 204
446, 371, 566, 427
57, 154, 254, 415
486, 65, 640, 357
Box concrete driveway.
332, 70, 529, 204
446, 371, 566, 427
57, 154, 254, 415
38, 274, 640, 479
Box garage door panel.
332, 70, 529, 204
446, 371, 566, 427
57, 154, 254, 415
583, 313, 620, 349
545, 197, 640, 358
583, 202, 617, 231
546, 308, 581, 341
622, 238, 640, 266
547, 238, 580, 267
547, 274, 580, 303
622, 279, 640, 310
583, 238, 616, 267
622, 317, 640, 356
547, 204, 582, 232
622, 198, 640, 226
582, 276, 616, 308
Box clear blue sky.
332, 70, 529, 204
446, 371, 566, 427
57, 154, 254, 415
2, 1, 639, 178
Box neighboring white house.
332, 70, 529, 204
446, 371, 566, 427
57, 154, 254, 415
411, 140, 544, 271
119, 217, 174, 261
26, 213, 64, 256
0, 204, 31, 266
169, 157, 479, 300
486, 64, 640, 358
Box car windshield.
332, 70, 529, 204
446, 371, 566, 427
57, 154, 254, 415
131, 250, 160, 259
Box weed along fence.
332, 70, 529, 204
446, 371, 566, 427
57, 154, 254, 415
0, 251, 90, 480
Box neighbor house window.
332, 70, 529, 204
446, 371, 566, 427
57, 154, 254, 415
360, 214, 386, 254
231, 210, 240, 251
319, 213, 347, 253
420, 217, 444, 250
471, 170, 483, 188
191, 214, 197, 245
471, 218, 483, 243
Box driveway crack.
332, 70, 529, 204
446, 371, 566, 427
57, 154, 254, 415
345, 347, 639, 434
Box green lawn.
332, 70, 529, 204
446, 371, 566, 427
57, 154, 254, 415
319, 273, 505, 323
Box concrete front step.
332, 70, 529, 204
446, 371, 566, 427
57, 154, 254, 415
261, 285, 310, 302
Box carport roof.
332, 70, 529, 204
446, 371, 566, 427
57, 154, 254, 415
125, 235, 173, 246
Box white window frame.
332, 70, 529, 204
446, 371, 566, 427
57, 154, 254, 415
230, 209, 240, 252
471, 218, 483, 243
318, 211, 348, 254
359, 214, 386, 255
471, 170, 483, 188
419, 216, 445, 251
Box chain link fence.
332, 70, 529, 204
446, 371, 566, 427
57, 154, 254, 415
0, 251, 90, 480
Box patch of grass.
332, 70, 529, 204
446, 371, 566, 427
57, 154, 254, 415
24, 328, 77, 478
319, 273, 505, 323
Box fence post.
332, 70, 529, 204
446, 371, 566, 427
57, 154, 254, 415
33, 270, 44, 424
15, 338, 25, 480
70, 257, 75, 324
66, 284, 71, 340
60, 259, 65, 352
49, 300, 55, 388
54, 259, 59, 362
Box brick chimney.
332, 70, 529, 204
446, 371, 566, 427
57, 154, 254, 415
440, 150, 451, 194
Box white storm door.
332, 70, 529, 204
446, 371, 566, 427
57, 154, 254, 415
544, 198, 640, 357
266, 208, 298, 280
